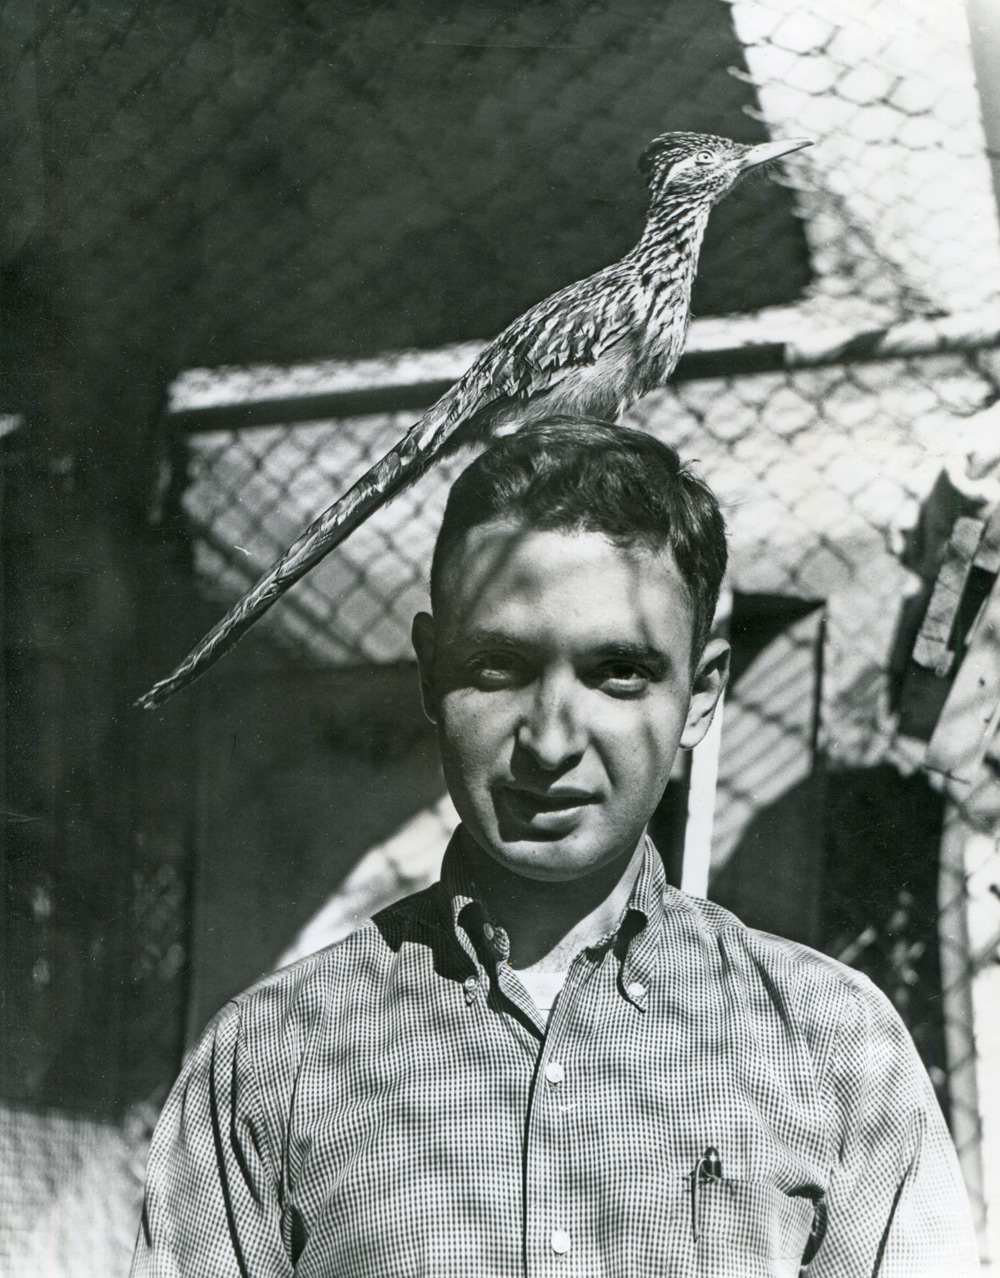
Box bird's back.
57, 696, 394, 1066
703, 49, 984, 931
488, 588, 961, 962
442, 254, 675, 435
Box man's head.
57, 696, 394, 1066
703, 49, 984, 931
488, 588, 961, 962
413, 419, 730, 883
430, 419, 726, 662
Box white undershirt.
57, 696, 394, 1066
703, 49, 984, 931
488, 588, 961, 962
516, 969, 567, 1024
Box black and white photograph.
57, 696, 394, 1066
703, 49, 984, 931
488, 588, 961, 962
2, 1, 999, 1274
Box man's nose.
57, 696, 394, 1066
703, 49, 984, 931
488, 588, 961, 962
516, 672, 586, 771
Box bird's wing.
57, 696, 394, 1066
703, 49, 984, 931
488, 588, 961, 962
448, 263, 637, 417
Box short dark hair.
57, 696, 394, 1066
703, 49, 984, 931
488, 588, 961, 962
430, 418, 727, 660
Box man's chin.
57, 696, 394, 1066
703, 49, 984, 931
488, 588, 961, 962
474, 825, 625, 885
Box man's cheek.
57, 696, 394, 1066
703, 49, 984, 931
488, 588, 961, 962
452, 690, 515, 738
605, 712, 674, 783
439, 704, 499, 776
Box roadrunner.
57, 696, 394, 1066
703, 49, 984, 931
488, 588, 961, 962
139, 131, 810, 708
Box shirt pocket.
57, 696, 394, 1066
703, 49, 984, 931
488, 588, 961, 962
693, 1178, 818, 1278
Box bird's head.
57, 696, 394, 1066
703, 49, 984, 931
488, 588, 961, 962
638, 132, 811, 204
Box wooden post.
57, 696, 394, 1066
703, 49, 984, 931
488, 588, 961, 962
966, 0, 1000, 216
681, 589, 732, 899
681, 691, 725, 899
939, 789, 1000, 1268
923, 506, 1000, 1265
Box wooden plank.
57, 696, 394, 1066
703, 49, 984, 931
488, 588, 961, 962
926, 569, 1000, 782
913, 516, 984, 676
166, 310, 1000, 433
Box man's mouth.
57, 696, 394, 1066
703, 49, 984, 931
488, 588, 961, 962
497, 786, 598, 823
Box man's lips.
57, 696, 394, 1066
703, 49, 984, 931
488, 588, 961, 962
497, 786, 599, 819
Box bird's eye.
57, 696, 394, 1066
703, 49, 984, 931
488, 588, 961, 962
695, 150, 714, 165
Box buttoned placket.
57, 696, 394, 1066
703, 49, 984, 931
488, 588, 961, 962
453, 904, 600, 1276
518, 917, 654, 1278
442, 832, 662, 1277
523, 954, 582, 1276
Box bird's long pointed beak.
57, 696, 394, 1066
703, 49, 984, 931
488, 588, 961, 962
741, 137, 813, 169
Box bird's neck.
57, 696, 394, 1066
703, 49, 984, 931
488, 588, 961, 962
631, 195, 715, 296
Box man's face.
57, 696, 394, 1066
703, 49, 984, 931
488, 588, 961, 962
413, 521, 728, 883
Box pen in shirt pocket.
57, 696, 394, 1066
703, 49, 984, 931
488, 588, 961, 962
690, 1145, 722, 1243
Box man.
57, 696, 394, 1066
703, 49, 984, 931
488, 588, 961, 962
133, 420, 979, 1277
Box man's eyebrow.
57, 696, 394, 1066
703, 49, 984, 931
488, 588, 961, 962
590, 641, 670, 675
441, 627, 522, 650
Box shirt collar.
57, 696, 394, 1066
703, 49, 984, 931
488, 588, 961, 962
438, 826, 666, 1008
439, 827, 509, 975
617, 833, 665, 1010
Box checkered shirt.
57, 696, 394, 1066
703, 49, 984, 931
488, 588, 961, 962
132, 831, 980, 1277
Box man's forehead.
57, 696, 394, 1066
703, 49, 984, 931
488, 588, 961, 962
441, 517, 675, 572
434, 520, 693, 639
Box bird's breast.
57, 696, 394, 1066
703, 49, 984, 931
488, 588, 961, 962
634, 284, 691, 383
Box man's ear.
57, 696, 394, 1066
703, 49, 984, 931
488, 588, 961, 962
411, 611, 439, 724
679, 637, 730, 750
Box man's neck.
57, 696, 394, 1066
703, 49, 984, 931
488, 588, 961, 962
457, 831, 647, 975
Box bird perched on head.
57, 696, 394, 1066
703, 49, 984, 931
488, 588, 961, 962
139, 131, 811, 709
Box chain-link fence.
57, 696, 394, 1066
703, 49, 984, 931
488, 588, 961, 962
4, 0, 1000, 1272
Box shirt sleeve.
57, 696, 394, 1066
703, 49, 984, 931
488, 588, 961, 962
806, 974, 981, 1278
130, 999, 292, 1278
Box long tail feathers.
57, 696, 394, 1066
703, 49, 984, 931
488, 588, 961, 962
136, 405, 461, 709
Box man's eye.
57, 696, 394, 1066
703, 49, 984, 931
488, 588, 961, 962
467, 653, 527, 688
592, 664, 650, 696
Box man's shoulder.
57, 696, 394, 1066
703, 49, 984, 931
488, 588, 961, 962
240, 880, 444, 1004
663, 886, 901, 1047
171, 883, 448, 1133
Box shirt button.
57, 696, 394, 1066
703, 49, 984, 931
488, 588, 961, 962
627, 980, 647, 1000
463, 975, 478, 1000
544, 1061, 565, 1085
550, 1228, 571, 1254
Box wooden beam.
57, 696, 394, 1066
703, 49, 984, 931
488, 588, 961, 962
681, 588, 732, 900
681, 691, 725, 899
967, 0, 1000, 221
166, 309, 1000, 433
